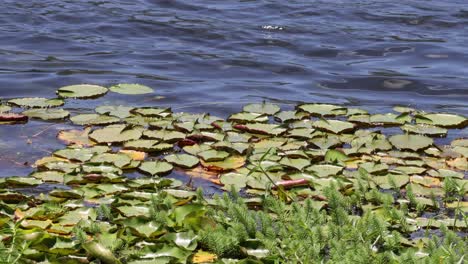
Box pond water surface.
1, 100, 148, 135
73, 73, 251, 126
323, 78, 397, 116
0, 0, 467, 177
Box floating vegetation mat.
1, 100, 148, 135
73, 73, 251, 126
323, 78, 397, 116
0, 84, 467, 263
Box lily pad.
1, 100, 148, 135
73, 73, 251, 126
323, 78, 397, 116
70, 114, 120, 125
228, 112, 269, 123
243, 103, 280, 115
124, 140, 173, 152
389, 134, 433, 151
306, 164, 343, 178
57, 84, 108, 99
200, 155, 246, 171
109, 83, 154, 95
95, 105, 134, 118
298, 104, 346, 116
54, 146, 109, 162
279, 157, 310, 171
198, 149, 230, 162
57, 127, 95, 146
23, 108, 70, 120
90, 153, 132, 168
89, 124, 142, 144
139, 161, 174, 176
165, 154, 199, 169
312, 119, 355, 134
372, 174, 409, 189
416, 113, 467, 128
8, 97, 64, 108
400, 124, 447, 136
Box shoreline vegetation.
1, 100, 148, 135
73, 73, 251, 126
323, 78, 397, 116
0, 84, 466, 263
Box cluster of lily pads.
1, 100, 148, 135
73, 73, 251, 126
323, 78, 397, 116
0, 84, 466, 263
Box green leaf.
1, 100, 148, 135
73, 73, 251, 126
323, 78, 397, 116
90, 153, 133, 168
243, 103, 280, 115
83, 240, 121, 264
298, 103, 347, 116
109, 83, 154, 95
279, 157, 310, 170
23, 108, 70, 120
389, 134, 433, 151
57, 84, 108, 99
8, 97, 64, 108
70, 113, 120, 125
89, 124, 142, 143
139, 161, 174, 176
96, 105, 134, 118
416, 113, 467, 128
165, 154, 199, 169
307, 164, 343, 178
400, 124, 447, 136
312, 119, 355, 134
197, 149, 230, 162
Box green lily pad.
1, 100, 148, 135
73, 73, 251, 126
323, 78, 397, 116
89, 124, 142, 143
243, 103, 280, 115
298, 104, 347, 116
23, 108, 70, 120
83, 240, 121, 264
117, 205, 150, 217
359, 162, 389, 174
306, 164, 343, 178
200, 155, 246, 171
8, 97, 64, 108
143, 130, 186, 142
0, 105, 11, 112
90, 153, 133, 168
50, 189, 84, 199
54, 146, 109, 162
228, 112, 269, 123
30, 171, 64, 183
70, 114, 120, 125
219, 171, 248, 190
132, 107, 171, 117
5, 177, 42, 186
416, 113, 467, 128
42, 161, 80, 173
124, 140, 173, 152
275, 110, 307, 123
312, 119, 355, 134
372, 174, 409, 189
389, 134, 433, 151
236, 123, 286, 136
451, 138, 468, 147
57, 84, 108, 99
139, 161, 174, 176
400, 124, 447, 136
198, 149, 230, 162
279, 157, 310, 170
95, 105, 134, 118
109, 83, 154, 95
82, 163, 123, 175
165, 154, 199, 169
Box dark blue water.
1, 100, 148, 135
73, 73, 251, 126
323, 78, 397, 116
0, 0, 467, 175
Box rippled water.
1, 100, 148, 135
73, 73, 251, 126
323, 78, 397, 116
1, 0, 467, 176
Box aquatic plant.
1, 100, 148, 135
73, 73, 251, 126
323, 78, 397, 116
0, 84, 466, 262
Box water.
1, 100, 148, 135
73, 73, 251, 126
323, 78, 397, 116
0, 0, 467, 176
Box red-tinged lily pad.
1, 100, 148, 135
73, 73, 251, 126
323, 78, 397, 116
57, 127, 96, 146
0, 112, 28, 123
